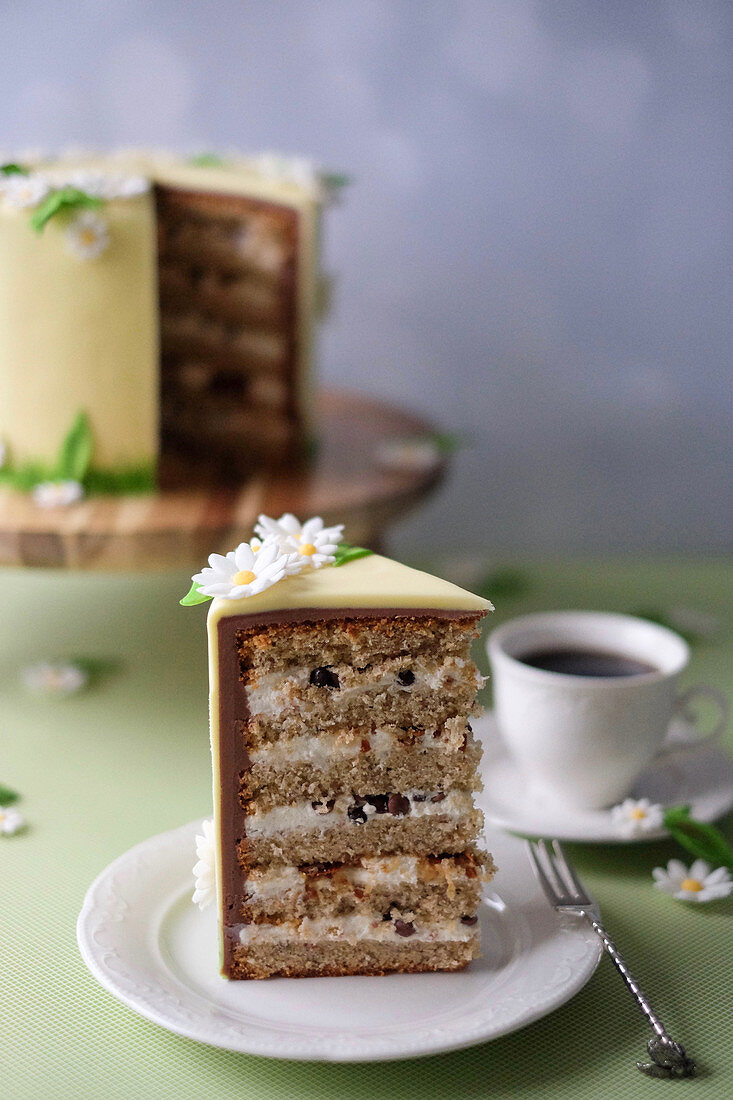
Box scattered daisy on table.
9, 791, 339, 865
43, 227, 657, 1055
0, 806, 25, 836
21, 662, 88, 695
652, 859, 733, 903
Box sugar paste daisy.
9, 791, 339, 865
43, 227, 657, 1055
32, 480, 84, 508
65, 211, 109, 260
0, 806, 25, 835
64, 170, 149, 200
610, 798, 664, 838
652, 859, 733, 903
192, 537, 301, 600
193, 819, 216, 910
1, 173, 49, 209
255, 513, 344, 568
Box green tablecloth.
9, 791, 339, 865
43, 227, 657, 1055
1, 557, 731, 1099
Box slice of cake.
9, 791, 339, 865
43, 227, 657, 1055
185, 515, 494, 979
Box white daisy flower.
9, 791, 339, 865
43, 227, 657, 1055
64, 171, 149, 200
63, 170, 110, 198
32, 480, 84, 508
192, 536, 301, 600
652, 859, 733, 903
193, 819, 216, 910
1, 173, 50, 209
65, 211, 109, 260
254, 513, 344, 568
0, 806, 25, 836
21, 661, 88, 695
375, 438, 441, 474
109, 174, 149, 198
610, 798, 664, 838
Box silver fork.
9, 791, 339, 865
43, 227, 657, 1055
527, 838, 696, 1079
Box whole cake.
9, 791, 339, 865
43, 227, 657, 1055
0, 151, 338, 493
185, 515, 495, 979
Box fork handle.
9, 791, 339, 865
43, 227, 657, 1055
583, 913, 696, 1078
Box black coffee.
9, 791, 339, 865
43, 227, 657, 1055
518, 647, 657, 678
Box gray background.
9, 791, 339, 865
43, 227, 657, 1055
2, 0, 730, 554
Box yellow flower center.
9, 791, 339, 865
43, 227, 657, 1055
0, 811, 5, 823
680, 878, 703, 893
80, 229, 98, 246
630, 808, 647, 820
232, 569, 256, 586
300, 542, 317, 556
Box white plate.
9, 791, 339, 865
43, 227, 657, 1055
77, 820, 601, 1062
475, 711, 733, 843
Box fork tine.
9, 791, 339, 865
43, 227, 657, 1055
538, 838, 569, 899
526, 840, 562, 907
551, 839, 589, 902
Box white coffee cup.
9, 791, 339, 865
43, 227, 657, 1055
487, 611, 728, 810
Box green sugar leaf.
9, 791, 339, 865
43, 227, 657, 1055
180, 582, 212, 607
189, 153, 225, 167
333, 543, 373, 567
67, 656, 122, 682
83, 463, 156, 494
663, 805, 733, 870
0, 784, 19, 805
1, 162, 27, 176
56, 411, 93, 482
30, 187, 103, 233
0, 458, 155, 495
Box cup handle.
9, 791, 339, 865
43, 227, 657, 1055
660, 684, 729, 756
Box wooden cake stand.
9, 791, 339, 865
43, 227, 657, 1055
0, 390, 447, 570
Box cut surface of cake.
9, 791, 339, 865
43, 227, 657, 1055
191, 516, 494, 979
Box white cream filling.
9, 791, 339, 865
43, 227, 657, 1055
245, 789, 474, 838
246, 855, 429, 899
248, 726, 453, 766
246, 657, 480, 719
242, 849, 477, 902
236, 913, 477, 946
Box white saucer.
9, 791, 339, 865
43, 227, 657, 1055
474, 711, 733, 843
77, 820, 601, 1062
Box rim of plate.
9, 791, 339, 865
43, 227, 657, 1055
77, 820, 602, 1061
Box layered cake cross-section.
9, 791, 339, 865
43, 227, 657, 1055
187, 515, 494, 979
